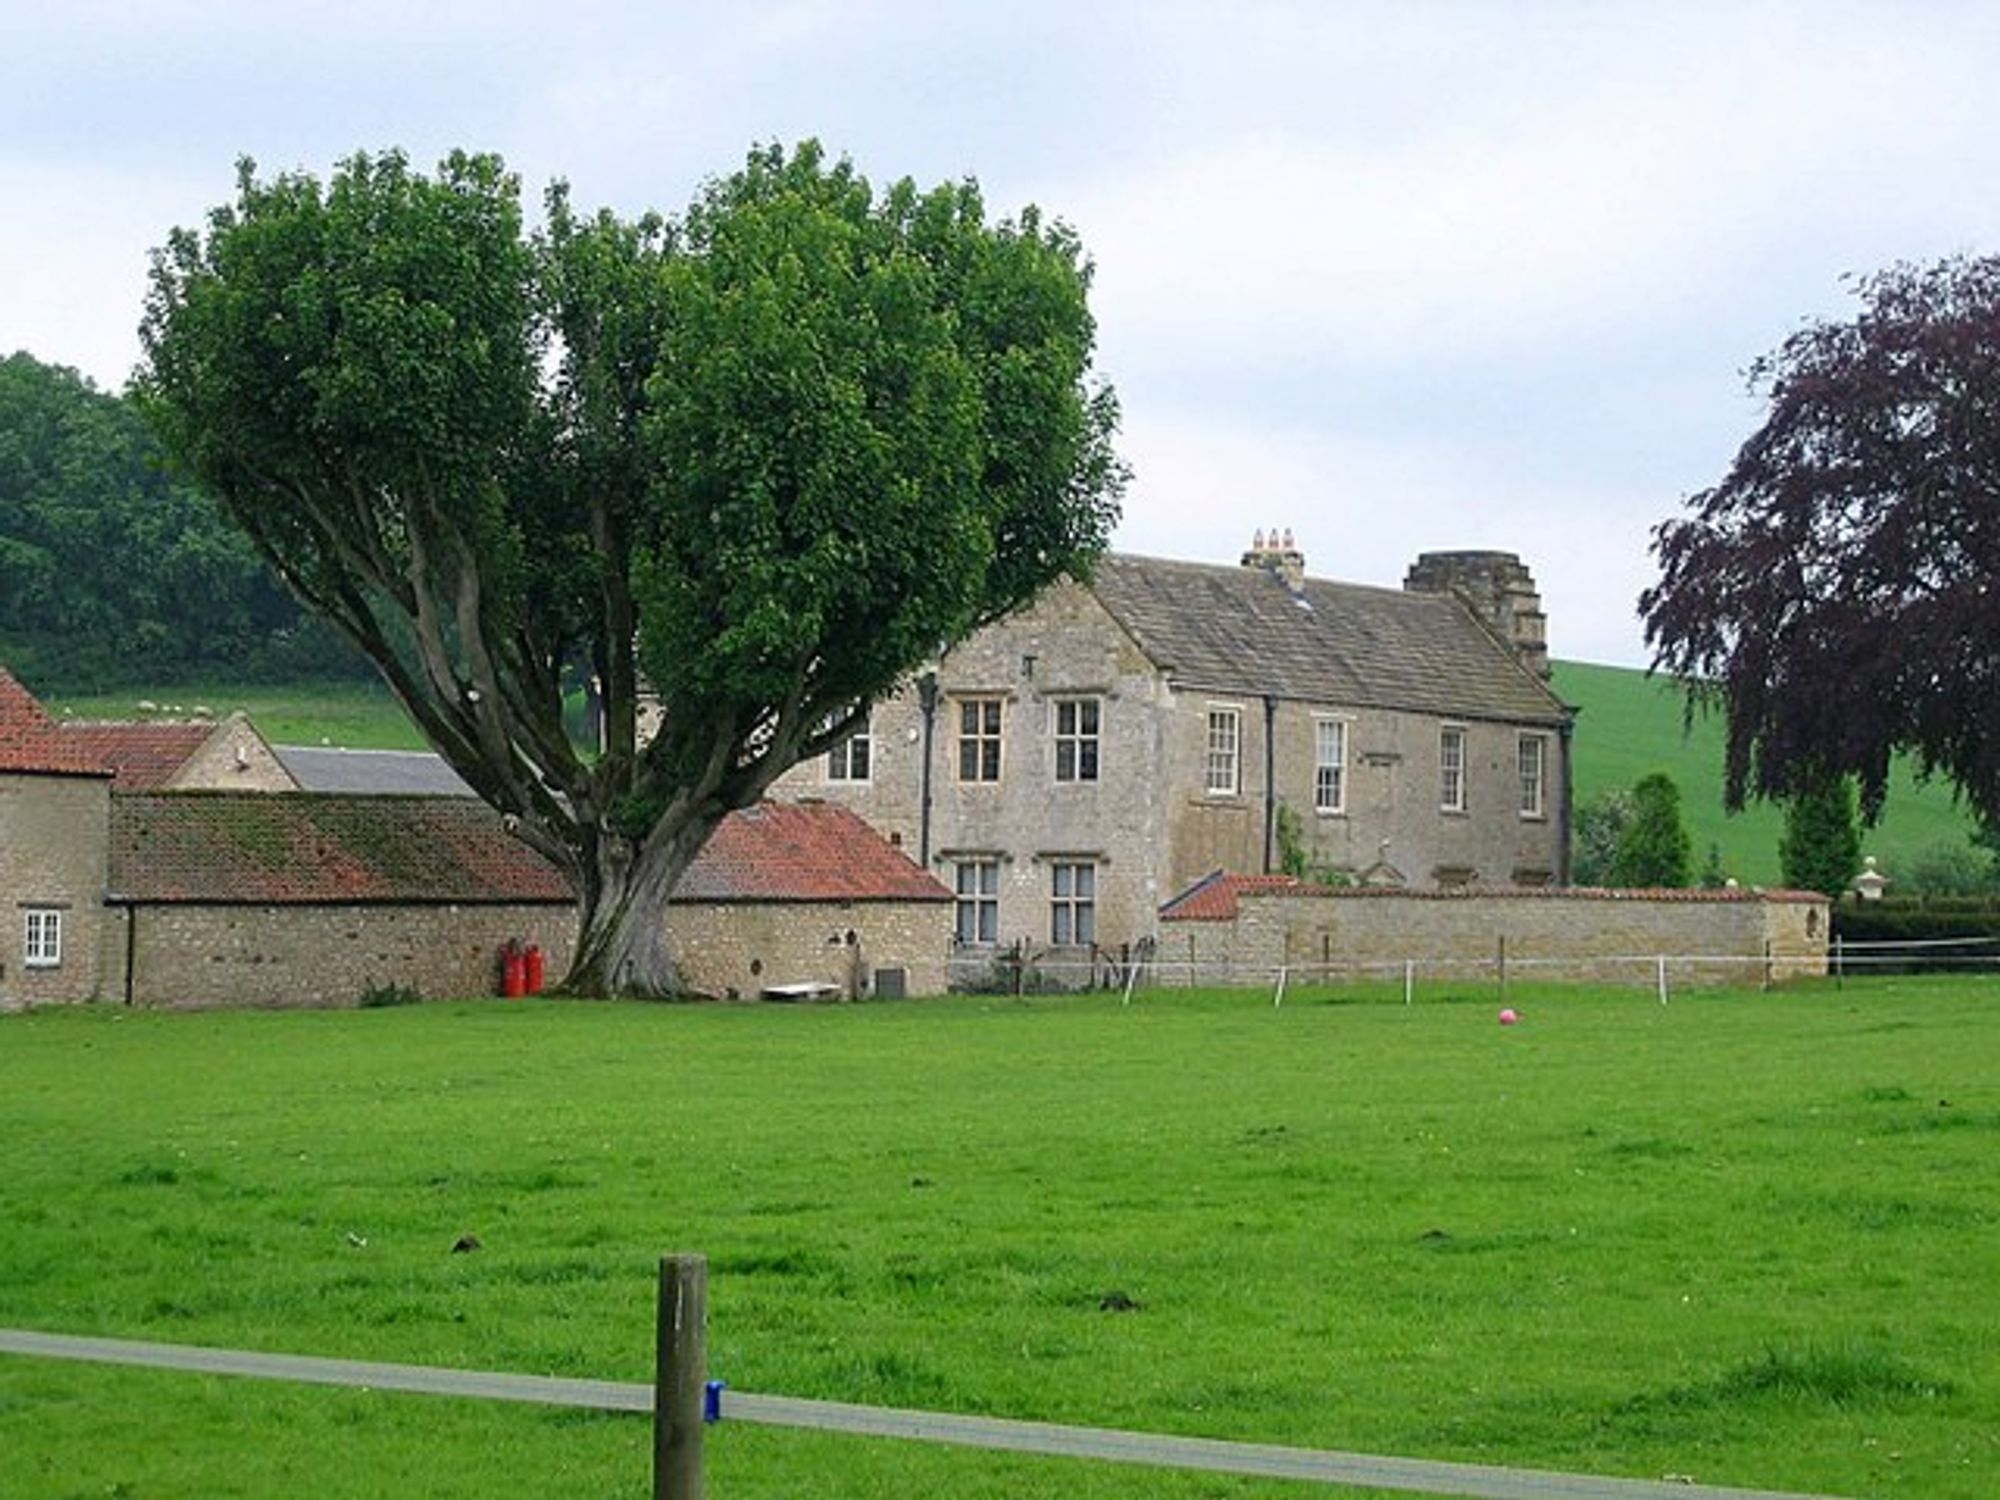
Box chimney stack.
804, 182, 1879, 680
1404, 550, 1550, 678
1240, 528, 1306, 591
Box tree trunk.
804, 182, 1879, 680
557, 816, 719, 998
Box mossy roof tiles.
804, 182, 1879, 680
110, 793, 572, 905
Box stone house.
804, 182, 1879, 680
4, 665, 950, 1007
774, 538, 1574, 969
1, 667, 115, 1009
59, 713, 297, 791
666, 800, 952, 1000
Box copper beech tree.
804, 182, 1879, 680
139, 143, 1124, 994
1643, 255, 2000, 829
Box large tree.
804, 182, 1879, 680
139, 143, 1124, 994
1642, 255, 2000, 826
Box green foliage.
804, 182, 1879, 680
1833, 899, 2000, 945
1552, 660, 1982, 888
2, 984, 1996, 1498
1643, 255, 2000, 826
0, 351, 360, 689
1273, 801, 1351, 885
1610, 772, 1693, 888
1897, 839, 2000, 897
137, 142, 1123, 991
1780, 776, 1863, 897
1570, 788, 1632, 886
1698, 840, 1728, 889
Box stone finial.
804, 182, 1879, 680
1854, 855, 1889, 901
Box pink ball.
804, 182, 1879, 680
1498, 1008, 1520, 1026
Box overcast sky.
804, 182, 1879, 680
7, 2, 1998, 666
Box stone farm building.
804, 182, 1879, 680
1, 667, 950, 1009
775, 538, 1576, 974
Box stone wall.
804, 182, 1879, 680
1163, 887, 1828, 989
0, 772, 111, 1010
171, 714, 298, 791
114, 901, 578, 1009
666, 900, 951, 999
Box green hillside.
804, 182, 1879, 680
1552, 659, 1980, 888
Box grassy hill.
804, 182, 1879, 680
1552, 659, 1980, 888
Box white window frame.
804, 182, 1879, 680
1050, 861, 1096, 946
23, 908, 62, 969
826, 715, 872, 783
1440, 725, 1467, 813
1313, 717, 1347, 814
953, 858, 1000, 945
1204, 706, 1242, 797
1518, 733, 1547, 819
957, 698, 1003, 784
1053, 697, 1101, 783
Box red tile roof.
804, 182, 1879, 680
58, 722, 215, 789
110, 794, 573, 905
673, 801, 950, 904
108, 794, 943, 909
1160, 867, 1828, 919
0, 665, 111, 777
1159, 870, 1309, 922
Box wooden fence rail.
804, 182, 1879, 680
0, 1255, 1854, 1500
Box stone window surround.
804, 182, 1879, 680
1439, 723, 1468, 814
1204, 703, 1244, 798
955, 695, 1005, 784
1049, 859, 1097, 946
1313, 715, 1349, 816
950, 855, 1002, 945
1052, 696, 1101, 783
826, 712, 872, 784
1518, 732, 1548, 820
22, 905, 65, 968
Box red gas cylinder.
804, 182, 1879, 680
524, 944, 545, 996
502, 941, 526, 999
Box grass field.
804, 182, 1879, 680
39, 678, 428, 751
1551, 661, 1980, 888
2, 981, 1995, 1498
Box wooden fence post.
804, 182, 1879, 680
656, 1253, 708, 1500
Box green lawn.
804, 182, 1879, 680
2, 983, 1995, 1498
38, 679, 427, 751
1552, 661, 1981, 888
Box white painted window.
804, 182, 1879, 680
1440, 725, 1467, 813
23, 908, 62, 968
1518, 734, 1547, 818
1050, 861, 1096, 946
1205, 707, 1241, 796
1314, 718, 1347, 814
826, 715, 872, 782
1054, 698, 1100, 783
953, 859, 1000, 944
957, 698, 1003, 783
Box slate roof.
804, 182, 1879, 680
58, 722, 215, 789
277, 745, 478, 797
1088, 553, 1571, 725
0, 666, 111, 777
110, 793, 572, 905
672, 801, 951, 904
